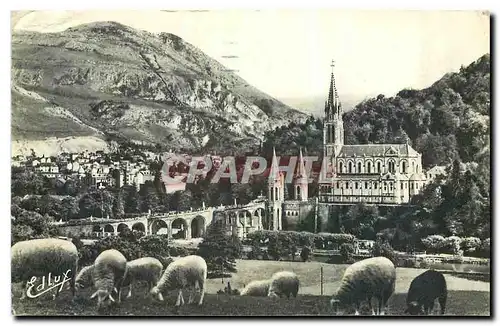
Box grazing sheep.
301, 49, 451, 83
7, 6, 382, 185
150, 255, 207, 306
405, 270, 447, 315
268, 271, 300, 298
90, 249, 128, 310
240, 279, 271, 297
330, 256, 396, 316
121, 257, 163, 298
75, 265, 95, 290
11, 238, 79, 300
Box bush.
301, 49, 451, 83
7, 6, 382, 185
421, 235, 446, 254
339, 243, 356, 263
462, 237, 482, 253
371, 240, 397, 264
444, 236, 463, 256
300, 246, 311, 262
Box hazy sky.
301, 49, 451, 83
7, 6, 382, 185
12, 10, 490, 100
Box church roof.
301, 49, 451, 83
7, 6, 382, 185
338, 144, 420, 157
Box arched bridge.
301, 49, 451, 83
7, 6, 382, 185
55, 200, 269, 240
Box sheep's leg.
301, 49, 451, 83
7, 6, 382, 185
187, 286, 194, 304
354, 302, 361, 316
175, 290, 182, 306
198, 278, 205, 306
367, 298, 375, 315
157, 292, 164, 302
180, 290, 185, 306
126, 284, 132, 299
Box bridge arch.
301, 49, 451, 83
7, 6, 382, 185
92, 225, 103, 233
117, 223, 130, 234
150, 219, 169, 235
103, 224, 114, 233
171, 218, 188, 239
191, 216, 205, 238
131, 222, 146, 233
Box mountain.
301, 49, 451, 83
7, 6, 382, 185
11, 21, 307, 156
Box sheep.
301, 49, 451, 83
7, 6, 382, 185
240, 279, 271, 297
90, 249, 128, 310
330, 256, 396, 316
150, 255, 207, 307
121, 257, 163, 299
11, 238, 79, 300
75, 264, 95, 290
268, 271, 300, 298
405, 270, 447, 315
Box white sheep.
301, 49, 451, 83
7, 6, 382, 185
90, 249, 128, 310
76, 257, 164, 299
121, 257, 163, 298
11, 238, 79, 300
150, 255, 207, 306
75, 264, 95, 290
330, 256, 396, 316
268, 271, 300, 298
240, 279, 271, 297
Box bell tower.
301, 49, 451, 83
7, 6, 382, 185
323, 60, 344, 159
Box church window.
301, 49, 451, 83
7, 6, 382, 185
377, 161, 382, 173
383, 182, 387, 191
336, 183, 340, 189
339, 162, 344, 173
365, 182, 368, 189
411, 183, 414, 190
416, 183, 419, 190
402, 161, 407, 173
374, 183, 378, 189
348, 162, 353, 173
401, 183, 403, 189
345, 181, 349, 188
357, 162, 362, 173
412, 161, 415, 172
355, 182, 358, 189
388, 161, 395, 173
366, 161, 372, 173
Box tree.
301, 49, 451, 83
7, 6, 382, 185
113, 190, 125, 219
140, 181, 159, 213
123, 185, 141, 214
371, 240, 396, 264
60, 197, 80, 220
339, 243, 355, 263
197, 221, 241, 278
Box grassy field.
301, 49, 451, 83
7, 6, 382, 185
12, 259, 491, 317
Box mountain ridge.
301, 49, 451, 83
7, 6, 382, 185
11, 21, 308, 156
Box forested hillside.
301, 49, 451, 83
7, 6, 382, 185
262, 54, 491, 243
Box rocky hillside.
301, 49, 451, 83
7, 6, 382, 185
11, 21, 307, 156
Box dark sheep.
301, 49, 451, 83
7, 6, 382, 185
405, 270, 447, 315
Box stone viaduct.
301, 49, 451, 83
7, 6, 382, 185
55, 200, 268, 240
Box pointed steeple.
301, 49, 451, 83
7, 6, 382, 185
270, 147, 280, 181
327, 59, 341, 117
296, 147, 307, 180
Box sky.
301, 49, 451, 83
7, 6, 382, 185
12, 10, 490, 102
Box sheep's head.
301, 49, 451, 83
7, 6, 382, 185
90, 289, 115, 310
330, 296, 347, 316
405, 301, 424, 315
267, 290, 280, 299
150, 286, 164, 301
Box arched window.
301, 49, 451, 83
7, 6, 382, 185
367, 161, 372, 173
357, 162, 362, 173
377, 161, 382, 173
388, 161, 395, 173
402, 161, 407, 174
412, 161, 415, 172
348, 161, 353, 173
338, 162, 344, 173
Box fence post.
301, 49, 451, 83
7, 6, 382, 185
320, 266, 323, 296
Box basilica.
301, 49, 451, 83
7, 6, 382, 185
267, 63, 429, 231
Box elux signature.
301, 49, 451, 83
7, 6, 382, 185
26, 269, 72, 299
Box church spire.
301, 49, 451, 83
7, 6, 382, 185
327, 59, 341, 117
296, 147, 307, 180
